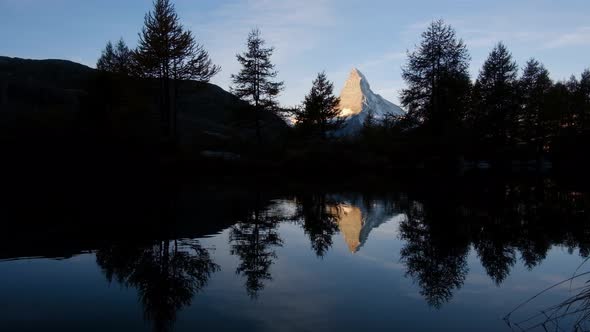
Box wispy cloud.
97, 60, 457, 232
544, 27, 590, 49
358, 51, 406, 70
186, 0, 337, 104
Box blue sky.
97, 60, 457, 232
1, 0, 589, 106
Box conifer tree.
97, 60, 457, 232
135, 0, 220, 138
471, 42, 519, 147
97, 41, 116, 72
518, 59, 553, 153
561, 75, 580, 130
97, 39, 133, 75
579, 69, 590, 131
294, 72, 342, 139
400, 20, 471, 134
231, 29, 284, 142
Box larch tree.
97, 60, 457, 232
471, 42, 519, 147
97, 38, 133, 75
231, 28, 284, 143
97, 41, 116, 72
134, 0, 220, 139
400, 20, 472, 135
559, 75, 581, 131
579, 69, 590, 131
294, 72, 342, 139
518, 59, 553, 154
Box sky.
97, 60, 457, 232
1, 0, 589, 106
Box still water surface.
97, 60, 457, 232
1, 180, 589, 331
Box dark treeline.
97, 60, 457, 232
358, 20, 590, 173
2, 1, 590, 178
91, 15, 590, 174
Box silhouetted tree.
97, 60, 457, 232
577, 69, 590, 131
97, 38, 133, 75
470, 42, 519, 148
231, 28, 284, 143
557, 76, 581, 131
293, 72, 342, 139
401, 20, 471, 135
362, 109, 376, 132
546, 81, 577, 142
518, 59, 553, 155
135, 0, 220, 138
359, 109, 382, 146
97, 41, 116, 72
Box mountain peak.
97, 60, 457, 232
347, 68, 369, 87
335, 68, 405, 135
349, 67, 363, 77
339, 68, 370, 117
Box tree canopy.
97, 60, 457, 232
134, 0, 220, 82
471, 42, 519, 146
294, 71, 342, 139
401, 19, 472, 133
97, 38, 133, 75
231, 28, 284, 142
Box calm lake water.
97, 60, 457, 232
1, 178, 590, 331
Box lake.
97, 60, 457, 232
1, 177, 589, 331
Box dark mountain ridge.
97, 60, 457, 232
0, 56, 287, 154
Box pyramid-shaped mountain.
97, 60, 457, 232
336, 68, 404, 135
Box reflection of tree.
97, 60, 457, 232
96, 240, 219, 332
475, 236, 516, 285
230, 202, 283, 299
397, 179, 590, 308
295, 194, 340, 258
472, 213, 519, 285
399, 202, 469, 308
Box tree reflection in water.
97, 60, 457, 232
396, 179, 590, 309
399, 201, 470, 308
229, 199, 283, 299
96, 239, 219, 332
91, 179, 590, 330
294, 194, 340, 258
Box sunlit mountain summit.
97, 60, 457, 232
336, 68, 404, 135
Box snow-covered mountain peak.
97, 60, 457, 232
350, 68, 370, 87
339, 68, 371, 117
335, 68, 405, 135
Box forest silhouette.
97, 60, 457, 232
1, 1, 589, 177
2, 1, 590, 332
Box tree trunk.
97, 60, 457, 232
255, 106, 262, 144
171, 78, 178, 147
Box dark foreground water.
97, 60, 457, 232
1, 178, 590, 331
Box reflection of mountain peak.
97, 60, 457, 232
331, 205, 363, 253
330, 200, 391, 253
